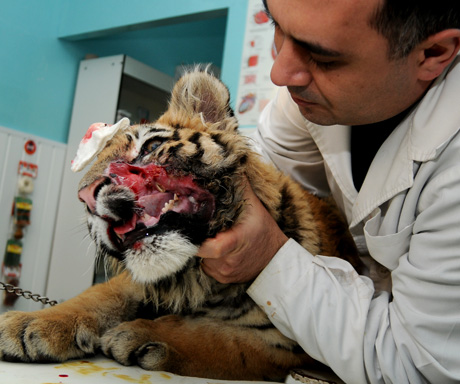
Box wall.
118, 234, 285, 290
0, 1, 248, 143
57, 0, 247, 98
0, 127, 66, 313
73, 17, 228, 80
0, 1, 80, 143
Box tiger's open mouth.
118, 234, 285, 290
103, 162, 215, 250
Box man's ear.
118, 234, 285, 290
417, 29, 460, 81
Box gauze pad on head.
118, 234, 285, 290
71, 117, 130, 172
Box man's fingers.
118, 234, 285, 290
197, 238, 221, 259
198, 230, 238, 259
196, 178, 286, 284
200, 258, 235, 284
198, 177, 256, 260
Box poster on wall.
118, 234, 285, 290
235, 0, 278, 129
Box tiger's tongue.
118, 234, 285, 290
112, 193, 174, 235
108, 163, 171, 235
113, 215, 138, 235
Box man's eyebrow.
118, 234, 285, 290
294, 38, 343, 57
262, 1, 343, 58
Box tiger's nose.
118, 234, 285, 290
78, 177, 111, 214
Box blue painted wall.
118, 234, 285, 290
0, 1, 248, 143
0, 1, 78, 143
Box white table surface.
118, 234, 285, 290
0, 355, 280, 384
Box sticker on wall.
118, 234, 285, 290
24, 140, 37, 155
18, 161, 38, 178
1, 160, 38, 306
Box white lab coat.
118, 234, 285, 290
247, 55, 460, 383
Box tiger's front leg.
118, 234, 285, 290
0, 272, 142, 363
101, 314, 314, 381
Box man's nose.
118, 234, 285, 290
270, 38, 313, 87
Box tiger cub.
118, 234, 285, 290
0, 70, 361, 381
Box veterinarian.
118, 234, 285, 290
199, 0, 460, 383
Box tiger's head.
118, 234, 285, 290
76, 70, 250, 284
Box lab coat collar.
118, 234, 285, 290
353, 55, 460, 227
409, 55, 460, 161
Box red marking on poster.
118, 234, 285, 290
244, 74, 257, 84
248, 55, 259, 67
254, 10, 269, 24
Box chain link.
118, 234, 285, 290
0, 281, 58, 306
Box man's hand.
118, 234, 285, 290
198, 181, 288, 283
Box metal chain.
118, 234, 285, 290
0, 281, 58, 306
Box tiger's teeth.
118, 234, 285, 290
161, 201, 173, 213
156, 183, 166, 193
161, 194, 179, 213
114, 232, 125, 241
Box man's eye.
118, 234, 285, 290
142, 139, 164, 154
308, 56, 341, 70
314, 60, 338, 69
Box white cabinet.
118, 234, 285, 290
46, 55, 174, 302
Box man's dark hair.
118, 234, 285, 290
369, 1, 460, 59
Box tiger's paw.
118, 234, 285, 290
0, 310, 99, 363
100, 319, 178, 371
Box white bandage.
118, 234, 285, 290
71, 117, 130, 172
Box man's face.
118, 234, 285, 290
266, 0, 425, 126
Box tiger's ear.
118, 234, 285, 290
167, 69, 236, 129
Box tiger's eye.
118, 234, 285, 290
143, 139, 164, 154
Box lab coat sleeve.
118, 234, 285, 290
248, 162, 460, 384
247, 239, 375, 384
254, 86, 330, 196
